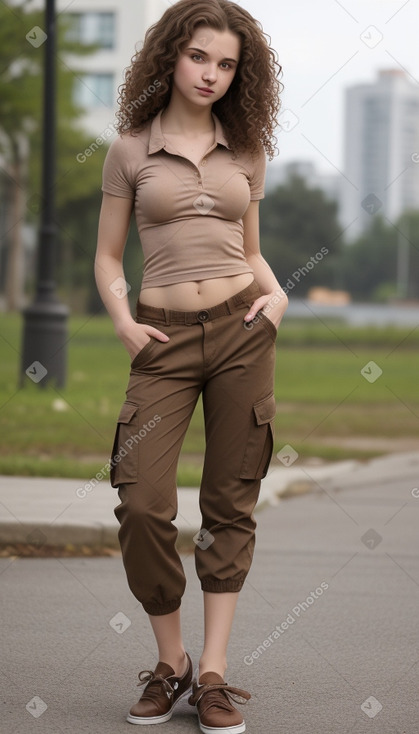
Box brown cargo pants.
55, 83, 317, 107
111, 280, 277, 615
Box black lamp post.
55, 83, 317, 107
20, 0, 69, 388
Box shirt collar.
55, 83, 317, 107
148, 108, 231, 154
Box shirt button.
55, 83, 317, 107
201, 159, 207, 166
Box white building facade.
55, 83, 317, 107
340, 69, 419, 241
30, 0, 169, 136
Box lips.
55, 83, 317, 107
196, 87, 214, 94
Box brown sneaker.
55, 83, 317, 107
188, 672, 251, 733
126, 652, 193, 725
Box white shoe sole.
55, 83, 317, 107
198, 717, 246, 734
126, 687, 192, 725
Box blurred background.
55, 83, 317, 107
0, 0, 418, 483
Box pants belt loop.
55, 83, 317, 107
225, 297, 233, 315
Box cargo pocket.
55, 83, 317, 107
239, 393, 276, 480
110, 401, 139, 488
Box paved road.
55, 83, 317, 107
2, 465, 418, 733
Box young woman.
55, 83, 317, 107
95, 1, 287, 731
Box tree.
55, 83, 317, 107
260, 175, 343, 296
330, 209, 419, 301
339, 215, 397, 300
0, 1, 102, 310
396, 210, 419, 300
0, 2, 43, 310
27, 120, 111, 313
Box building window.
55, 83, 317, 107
66, 12, 115, 50
74, 73, 114, 108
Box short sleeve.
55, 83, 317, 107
249, 147, 267, 201
102, 135, 135, 199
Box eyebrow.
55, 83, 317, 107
186, 47, 238, 64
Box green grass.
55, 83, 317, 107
278, 320, 419, 347
0, 314, 418, 484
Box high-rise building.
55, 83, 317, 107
340, 69, 419, 241
28, 0, 169, 135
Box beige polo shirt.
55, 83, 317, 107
102, 109, 266, 288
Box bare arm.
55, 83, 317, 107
94, 192, 169, 360
242, 201, 288, 328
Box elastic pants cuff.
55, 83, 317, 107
201, 575, 246, 593
143, 598, 181, 616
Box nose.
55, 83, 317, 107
202, 63, 217, 84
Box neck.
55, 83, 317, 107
161, 91, 214, 135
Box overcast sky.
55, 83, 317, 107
234, 0, 419, 173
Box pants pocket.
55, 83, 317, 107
110, 401, 139, 488
130, 338, 156, 370
258, 311, 278, 342
239, 393, 276, 480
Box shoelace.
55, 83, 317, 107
136, 670, 176, 702
189, 682, 251, 712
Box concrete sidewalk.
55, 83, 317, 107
1, 452, 418, 548
2, 450, 418, 733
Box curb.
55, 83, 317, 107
4, 453, 417, 552
0, 483, 285, 552
0, 472, 295, 551
0, 521, 120, 550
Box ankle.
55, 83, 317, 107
160, 649, 188, 678
198, 656, 227, 681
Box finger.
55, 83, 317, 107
149, 326, 169, 342
243, 297, 266, 321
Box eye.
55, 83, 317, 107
220, 62, 232, 70
191, 53, 204, 62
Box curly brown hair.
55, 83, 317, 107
115, 0, 283, 159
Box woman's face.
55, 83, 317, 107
171, 25, 241, 108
